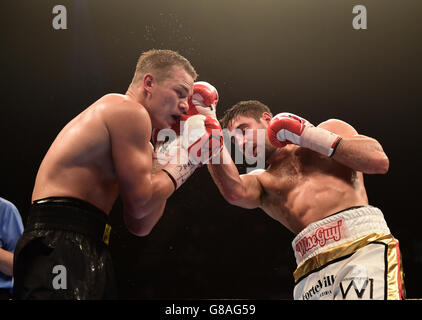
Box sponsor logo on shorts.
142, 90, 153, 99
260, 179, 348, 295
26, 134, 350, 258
302, 275, 335, 300
296, 219, 344, 257
339, 277, 374, 299
301, 275, 375, 300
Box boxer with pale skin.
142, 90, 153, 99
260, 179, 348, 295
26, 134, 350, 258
32, 68, 191, 234
31, 62, 193, 235
13, 50, 223, 300
206, 99, 405, 300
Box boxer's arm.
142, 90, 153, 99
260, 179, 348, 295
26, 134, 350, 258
208, 146, 263, 209
106, 103, 175, 235
318, 119, 389, 174
123, 198, 167, 237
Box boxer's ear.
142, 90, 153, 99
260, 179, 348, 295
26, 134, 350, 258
143, 73, 154, 95
261, 112, 272, 125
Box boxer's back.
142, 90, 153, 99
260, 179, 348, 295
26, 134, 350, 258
32, 94, 126, 214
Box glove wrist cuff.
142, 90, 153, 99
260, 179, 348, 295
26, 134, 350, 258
162, 146, 198, 189
301, 126, 342, 157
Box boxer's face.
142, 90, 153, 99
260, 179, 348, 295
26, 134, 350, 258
148, 66, 194, 129
229, 113, 274, 162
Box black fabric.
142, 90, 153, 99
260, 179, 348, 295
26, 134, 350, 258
0, 288, 11, 300
27, 197, 110, 241
12, 197, 116, 300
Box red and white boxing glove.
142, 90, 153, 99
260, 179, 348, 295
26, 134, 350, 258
153, 80, 218, 150
156, 114, 223, 190
181, 114, 223, 165
151, 114, 187, 172
187, 81, 219, 119
151, 115, 195, 190
267, 113, 342, 157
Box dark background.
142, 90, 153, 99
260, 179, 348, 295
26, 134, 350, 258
1, 0, 421, 299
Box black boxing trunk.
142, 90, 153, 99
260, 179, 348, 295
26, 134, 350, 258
13, 197, 116, 300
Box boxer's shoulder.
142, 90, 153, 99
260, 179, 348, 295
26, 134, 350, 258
317, 118, 358, 136
246, 168, 266, 176
99, 93, 145, 111
100, 94, 151, 136
240, 168, 268, 186
100, 94, 149, 118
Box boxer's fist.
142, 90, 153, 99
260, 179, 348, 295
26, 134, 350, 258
152, 135, 181, 172
152, 129, 199, 191
151, 113, 192, 157
187, 81, 219, 119
267, 113, 342, 157
181, 114, 223, 164
267, 113, 313, 148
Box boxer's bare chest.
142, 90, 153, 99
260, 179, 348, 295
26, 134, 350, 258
262, 147, 326, 191
256, 146, 358, 231
262, 145, 356, 192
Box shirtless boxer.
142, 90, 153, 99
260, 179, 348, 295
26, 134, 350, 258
13, 50, 222, 299
207, 99, 405, 300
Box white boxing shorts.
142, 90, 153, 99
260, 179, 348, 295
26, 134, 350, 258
292, 206, 405, 300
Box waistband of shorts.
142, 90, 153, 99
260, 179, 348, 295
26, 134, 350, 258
292, 205, 390, 267
26, 197, 112, 245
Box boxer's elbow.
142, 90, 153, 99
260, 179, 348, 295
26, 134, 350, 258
122, 190, 153, 219
223, 187, 248, 206
123, 211, 152, 237
124, 203, 148, 220
367, 151, 389, 174
370, 140, 389, 174
376, 154, 389, 174
353, 139, 389, 174
224, 192, 243, 205
128, 226, 152, 237
125, 222, 150, 237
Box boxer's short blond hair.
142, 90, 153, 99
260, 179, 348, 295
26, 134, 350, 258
131, 49, 197, 85
221, 100, 272, 129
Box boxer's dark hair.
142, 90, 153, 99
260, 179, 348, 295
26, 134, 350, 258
220, 100, 272, 129
131, 49, 197, 85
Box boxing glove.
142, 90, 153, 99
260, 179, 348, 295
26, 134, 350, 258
157, 114, 223, 190
267, 113, 342, 157
181, 114, 223, 165
187, 81, 219, 119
